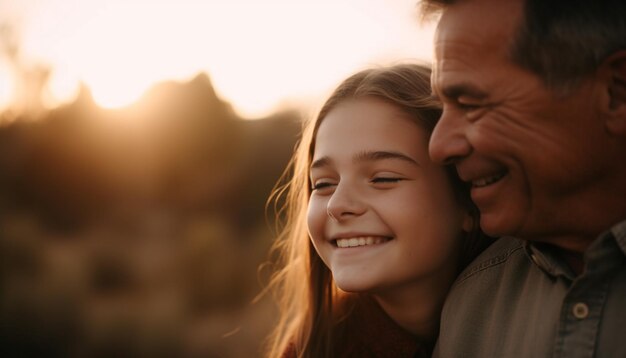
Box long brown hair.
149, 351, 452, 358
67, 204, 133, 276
264, 63, 490, 358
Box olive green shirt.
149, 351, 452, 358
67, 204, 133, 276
434, 219, 626, 357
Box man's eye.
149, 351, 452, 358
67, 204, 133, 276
457, 99, 482, 112
459, 103, 480, 110
458, 102, 488, 121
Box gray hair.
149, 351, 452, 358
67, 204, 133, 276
420, 0, 626, 93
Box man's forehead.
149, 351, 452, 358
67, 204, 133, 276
433, 0, 523, 55
431, 0, 523, 91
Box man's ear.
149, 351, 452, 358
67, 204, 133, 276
602, 50, 626, 135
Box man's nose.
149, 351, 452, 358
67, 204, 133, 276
326, 182, 366, 221
429, 108, 472, 165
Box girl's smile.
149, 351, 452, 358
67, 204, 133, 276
307, 97, 471, 295
333, 236, 392, 248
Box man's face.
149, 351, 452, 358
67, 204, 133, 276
429, 0, 615, 246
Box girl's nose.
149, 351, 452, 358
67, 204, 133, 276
326, 182, 366, 221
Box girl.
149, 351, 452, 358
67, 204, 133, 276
265, 64, 492, 357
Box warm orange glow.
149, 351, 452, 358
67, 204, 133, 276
1, 0, 435, 117
0, 68, 12, 109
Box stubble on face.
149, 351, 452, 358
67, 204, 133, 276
430, 0, 626, 249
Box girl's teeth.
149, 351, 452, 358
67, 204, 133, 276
336, 236, 389, 248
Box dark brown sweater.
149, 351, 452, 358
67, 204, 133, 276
282, 296, 433, 358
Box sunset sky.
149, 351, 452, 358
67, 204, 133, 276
0, 0, 435, 118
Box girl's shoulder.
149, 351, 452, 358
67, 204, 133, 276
339, 296, 432, 357
279, 296, 432, 358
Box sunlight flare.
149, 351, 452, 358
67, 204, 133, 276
1, 0, 434, 117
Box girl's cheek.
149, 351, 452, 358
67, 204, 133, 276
306, 199, 326, 234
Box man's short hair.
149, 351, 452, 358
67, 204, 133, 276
420, 0, 626, 92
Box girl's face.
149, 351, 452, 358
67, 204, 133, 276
307, 97, 471, 296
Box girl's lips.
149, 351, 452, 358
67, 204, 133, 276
334, 236, 392, 248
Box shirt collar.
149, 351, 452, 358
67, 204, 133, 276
524, 218, 626, 280
610, 219, 626, 256
524, 241, 575, 280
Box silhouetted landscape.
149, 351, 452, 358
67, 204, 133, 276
0, 73, 302, 357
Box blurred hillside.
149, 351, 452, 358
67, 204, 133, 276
0, 73, 302, 357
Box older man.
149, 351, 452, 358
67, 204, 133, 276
421, 0, 626, 356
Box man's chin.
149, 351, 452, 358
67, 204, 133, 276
479, 212, 523, 238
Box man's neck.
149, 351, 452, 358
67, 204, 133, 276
558, 248, 585, 276
542, 171, 626, 254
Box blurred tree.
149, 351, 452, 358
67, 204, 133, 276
0, 23, 51, 121
0, 70, 301, 356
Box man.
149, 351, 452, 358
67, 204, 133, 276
421, 0, 626, 356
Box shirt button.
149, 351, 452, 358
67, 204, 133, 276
530, 253, 540, 265
572, 302, 589, 319
529, 252, 547, 269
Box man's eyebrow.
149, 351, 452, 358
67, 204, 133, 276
440, 83, 488, 101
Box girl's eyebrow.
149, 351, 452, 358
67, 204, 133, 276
354, 150, 419, 166
310, 156, 331, 170
310, 150, 419, 170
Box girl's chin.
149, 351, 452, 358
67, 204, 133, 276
332, 276, 380, 293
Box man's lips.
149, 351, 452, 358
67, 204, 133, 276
470, 171, 507, 188
456, 159, 508, 189
331, 235, 392, 248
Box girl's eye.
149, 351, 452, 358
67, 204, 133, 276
311, 181, 335, 191
371, 177, 403, 185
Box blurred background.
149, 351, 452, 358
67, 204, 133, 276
0, 0, 434, 356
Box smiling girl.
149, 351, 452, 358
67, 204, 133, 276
265, 64, 492, 357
